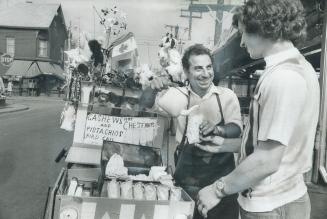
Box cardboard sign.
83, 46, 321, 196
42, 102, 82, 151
83, 113, 160, 146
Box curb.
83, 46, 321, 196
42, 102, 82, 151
6, 97, 65, 102
0, 104, 29, 115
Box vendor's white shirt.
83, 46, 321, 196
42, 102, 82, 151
156, 84, 243, 143
238, 47, 320, 212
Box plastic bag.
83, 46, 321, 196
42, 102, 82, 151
60, 103, 76, 132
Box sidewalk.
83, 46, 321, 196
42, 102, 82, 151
0, 95, 65, 114
0, 102, 29, 114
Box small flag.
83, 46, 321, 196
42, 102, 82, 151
112, 37, 137, 57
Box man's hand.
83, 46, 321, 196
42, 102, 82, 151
195, 135, 225, 153
195, 136, 229, 153
195, 144, 223, 153
197, 184, 221, 218
200, 135, 224, 145
199, 121, 216, 136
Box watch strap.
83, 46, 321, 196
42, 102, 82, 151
214, 179, 227, 199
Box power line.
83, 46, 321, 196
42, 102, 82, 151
180, 0, 203, 40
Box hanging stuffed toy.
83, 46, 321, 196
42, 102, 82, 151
68, 70, 82, 103
158, 33, 185, 84
88, 39, 104, 67
134, 64, 155, 88
166, 48, 185, 83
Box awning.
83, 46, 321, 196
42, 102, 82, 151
5, 60, 33, 77
5, 60, 65, 80
37, 61, 65, 80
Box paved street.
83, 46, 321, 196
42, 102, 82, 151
0, 97, 73, 219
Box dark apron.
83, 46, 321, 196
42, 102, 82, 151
173, 91, 238, 219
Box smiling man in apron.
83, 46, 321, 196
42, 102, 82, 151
143, 44, 243, 219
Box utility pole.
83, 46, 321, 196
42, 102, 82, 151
214, 0, 224, 45
93, 0, 95, 39
68, 21, 72, 50
180, 0, 202, 40
186, 1, 235, 46
178, 39, 186, 54
78, 17, 81, 51
145, 42, 152, 66
188, 1, 193, 41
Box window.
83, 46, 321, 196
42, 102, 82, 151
6, 38, 15, 57
39, 40, 48, 57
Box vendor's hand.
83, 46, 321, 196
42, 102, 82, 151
199, 121, 216, 136
195, 144, 223, 154
200, 135, 224, 145
195, 136, 225, 153
197, 184, 221, 218
150, 75, 170, 90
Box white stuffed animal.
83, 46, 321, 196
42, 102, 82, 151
158, 33, 185, 83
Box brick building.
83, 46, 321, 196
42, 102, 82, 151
0, 3, 68, 96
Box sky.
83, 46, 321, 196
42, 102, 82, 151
0, 0, 232, 67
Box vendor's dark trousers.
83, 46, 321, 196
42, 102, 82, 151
183, 186, 239, 219
193, 194, 239, 219
240, 193, 310, 219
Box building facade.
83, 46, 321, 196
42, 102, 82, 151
0, 3, 68, 96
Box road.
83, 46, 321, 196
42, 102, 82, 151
0, 98, 73, 219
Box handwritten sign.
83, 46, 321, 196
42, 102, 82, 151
83, 113, 160, 146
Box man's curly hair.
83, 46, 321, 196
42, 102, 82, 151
232, 0, 307, 45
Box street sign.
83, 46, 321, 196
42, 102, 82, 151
0, 53, 13, 66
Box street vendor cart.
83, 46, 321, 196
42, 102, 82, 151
43, 80, 194, 219
43, 4, 195, 215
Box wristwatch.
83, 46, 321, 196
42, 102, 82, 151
214, 126, 225, 137
214, 178, 227, 199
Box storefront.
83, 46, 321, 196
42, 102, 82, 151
4, 60, 65, 96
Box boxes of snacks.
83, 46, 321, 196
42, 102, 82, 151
47, 145, 194, 219
51, 169, 194, 219
94, 139, 194, 218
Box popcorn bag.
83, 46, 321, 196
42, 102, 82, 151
133, 182, 144, 200
157, 185, 170, 201
144, 183, 157, 200
170, 187, 182, 201
120, 180, 133, 199
186, 114, 203, 144
107, 179, 120, 198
